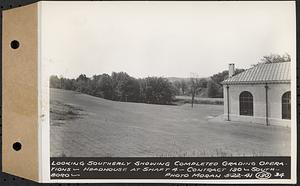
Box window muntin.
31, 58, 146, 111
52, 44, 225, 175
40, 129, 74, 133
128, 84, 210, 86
239, 91, 253, 116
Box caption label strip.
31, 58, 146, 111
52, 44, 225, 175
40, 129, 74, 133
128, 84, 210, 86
50, 157, 290, 179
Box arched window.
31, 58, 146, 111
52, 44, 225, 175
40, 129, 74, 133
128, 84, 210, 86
282, 91, 291, 119
239, 91, 253, 116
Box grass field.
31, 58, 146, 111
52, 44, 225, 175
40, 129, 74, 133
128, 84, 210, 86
50, 88, 290, 157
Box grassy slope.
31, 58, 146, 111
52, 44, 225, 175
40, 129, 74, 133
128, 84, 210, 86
50, 88, 290, 157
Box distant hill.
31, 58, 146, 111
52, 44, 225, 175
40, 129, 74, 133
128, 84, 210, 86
166, 77, 210, 83
166, 77, 190, 82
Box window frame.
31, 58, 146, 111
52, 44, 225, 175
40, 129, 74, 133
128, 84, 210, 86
239, 91, 254, 116
282, 91, 291, 120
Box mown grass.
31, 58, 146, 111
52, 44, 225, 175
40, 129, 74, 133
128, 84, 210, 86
50, 89, 290, 157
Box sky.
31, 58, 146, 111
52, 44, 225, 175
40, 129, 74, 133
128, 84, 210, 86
42, 1, 296, 79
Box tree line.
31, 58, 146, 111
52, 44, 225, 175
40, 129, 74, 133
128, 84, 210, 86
50, 70, 245, 106
50, 72, 176, 105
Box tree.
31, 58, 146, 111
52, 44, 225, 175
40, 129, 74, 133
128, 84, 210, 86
91, 74, 114, 99
189, 74, 206, 108
141, 77, 175, 105
211, 69, 245, 86
122, 77, 140, 102
50, 75, 61, 88
61, 78, 76, 90
209, 69, 244, 98
90, 75, 103, 97
173, 80, 181, 95
180, 80, 187, 95
260, 53, 291, 64
75, 74, 91, 94
210, 70, 228, 86
207, 80, 222, 98
111, 72, 136, 101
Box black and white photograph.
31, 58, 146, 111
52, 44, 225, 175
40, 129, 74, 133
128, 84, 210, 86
46, 2, 295, 158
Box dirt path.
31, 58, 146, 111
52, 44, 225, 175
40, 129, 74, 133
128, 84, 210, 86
50, 88, 291, 157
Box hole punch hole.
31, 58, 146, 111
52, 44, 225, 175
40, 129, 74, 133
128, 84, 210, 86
10, 40, 20, 49
12, 142, 22, 151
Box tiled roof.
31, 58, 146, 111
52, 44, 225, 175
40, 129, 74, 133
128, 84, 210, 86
222, 62, 291, 84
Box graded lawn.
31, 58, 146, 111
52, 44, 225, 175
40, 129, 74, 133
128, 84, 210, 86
50, 88, 291, 157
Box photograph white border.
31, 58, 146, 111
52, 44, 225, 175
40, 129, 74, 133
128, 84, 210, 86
38, 1, 297, 184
